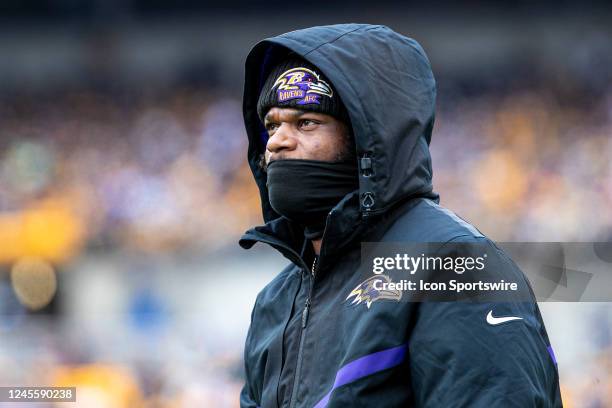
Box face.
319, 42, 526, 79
259, 107, 354, 171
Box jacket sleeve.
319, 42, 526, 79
240, 295, 261, 408
408, 239, 562, 407
240, 385, 259, 408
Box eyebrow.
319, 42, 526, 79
264, 109, 307, 123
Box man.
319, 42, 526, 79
239, 24, 562, 407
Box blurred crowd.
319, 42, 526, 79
0, 87, 261, 263
433, 83, 612, 242
0, 314, 245, 407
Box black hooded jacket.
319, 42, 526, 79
239, 24, 562, 408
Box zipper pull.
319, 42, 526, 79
302, 299, 310, 328
302, 255, 318, 328
311, 255, 318, 277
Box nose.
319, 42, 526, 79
266, 123, 297, 155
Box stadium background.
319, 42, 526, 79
0, 1, 611, 406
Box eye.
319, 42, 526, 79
265, 122, 279, 132
299, 119, 318, 129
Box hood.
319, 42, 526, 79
241, 24, 438, 254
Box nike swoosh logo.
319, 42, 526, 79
486, 310, 523, 325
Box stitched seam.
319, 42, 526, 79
302, 25, 378, 56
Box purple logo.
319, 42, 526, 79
273, 67, 333, 106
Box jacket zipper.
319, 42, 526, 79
302, 256, 318, 327
288, 254, 318, 408
246, 212, 334, 407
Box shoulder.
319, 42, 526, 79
381, 198, 487, 243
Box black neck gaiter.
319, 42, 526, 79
266, 159, 359, 239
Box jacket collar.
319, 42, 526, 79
239, 191, 369, 271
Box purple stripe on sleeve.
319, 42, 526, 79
313, 343, 408, 408
547, 345, 557, 365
